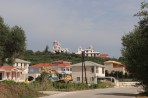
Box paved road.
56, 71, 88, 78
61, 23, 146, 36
39, 87, 138, 98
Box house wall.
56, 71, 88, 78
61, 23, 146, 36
72, 66, 94, 84
28, 66, 72, 79
28, 67, 42, 79
51, 66, 72, 74
14, 63, 29, 74
29, 68, 41, 74
0, 71, 22, 81
105, 63, 125, 73
96, 67, 105, 77
72, 66, 105, 84
14, 61, 30, 81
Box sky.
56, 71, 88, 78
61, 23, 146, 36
0, 0, 143, 58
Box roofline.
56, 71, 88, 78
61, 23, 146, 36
104, 60, 123, 65
15, 58, 31, 64
71, 61, 105, 67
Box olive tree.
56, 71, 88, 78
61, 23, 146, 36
121, 2, 148, 92
0, 16, 26, 65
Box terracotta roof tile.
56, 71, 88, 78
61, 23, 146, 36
30, 63, 52, 68
30, 60, 71, 68
52, 60, 71, 66
0, 65, 14, 71
0, 65, 22, 72
99, 54, 109, 58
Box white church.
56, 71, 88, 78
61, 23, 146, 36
52, 40, 69, 53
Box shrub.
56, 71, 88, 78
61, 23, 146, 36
0, 81, 41, 98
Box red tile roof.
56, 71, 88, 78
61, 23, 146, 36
0, 65, 15, 71
0, 65, 22, 72
30, 63, 52, 68
52, 60, 71, 66
30, 60, 71, 68
99, 54, 109, 58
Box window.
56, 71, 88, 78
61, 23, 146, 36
102, 67, 105, 74
90, 77, 94, 81
91, 67, 94, 73
24, 64, 27, 68
77, 77, 80, 81
66, 68, 69, 71
21, 63, 22, 68
94, 54, 96, 57
96, 68, 99, 73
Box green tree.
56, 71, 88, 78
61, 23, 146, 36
0, 16, 26, 65
0, 16, 9, 65
5, 26, 26, 64
43, 45, 49, 53
121, 2, 148, 93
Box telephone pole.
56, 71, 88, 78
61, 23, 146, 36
82, 51, 87, 84
84, 61, 88, 84
82, 51, 84, 83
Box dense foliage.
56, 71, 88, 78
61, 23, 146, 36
121, 2, 148, 93
0, 16, 26, 65
22, 50, 116, 65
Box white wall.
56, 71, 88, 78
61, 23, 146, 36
72, 66, 105, 84
95, 67, 105, 77
14, 62, 29, 74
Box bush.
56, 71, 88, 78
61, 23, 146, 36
28, 80, 54, 91
0, 81, 41, 98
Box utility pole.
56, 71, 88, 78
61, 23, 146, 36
82, 51, 84, 83
84, 61, 88, 84
82, 51, 87, 84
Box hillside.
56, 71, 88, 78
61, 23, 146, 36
22, 50, 117, 65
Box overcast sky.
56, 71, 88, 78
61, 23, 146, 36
0, 0, 143, 58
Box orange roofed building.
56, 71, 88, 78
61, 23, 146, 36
29, 60, 72, 78
29, 63, 51, 78
99, 54, 109, 59
0, 65, 22, 81
0, 58, 30, 82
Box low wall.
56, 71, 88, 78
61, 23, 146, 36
117, 82, 139, 87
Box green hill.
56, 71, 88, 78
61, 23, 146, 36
22, 50, 117, 65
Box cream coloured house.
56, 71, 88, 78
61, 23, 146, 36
0, 65, 22, 81
104, 60, 125, 74
13, 59, 31, 81
71, 61, 105, 84
0, 58, 30, 82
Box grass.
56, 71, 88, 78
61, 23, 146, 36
0, 79, 114, 98
0, 80, 44, 98
137, 92, 148, 98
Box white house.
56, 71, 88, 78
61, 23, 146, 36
71, 61, 105, 84
0, 65, 22, 81
0, 58, 30, 82
75, 45, 100, 57
13, 59, 31, 81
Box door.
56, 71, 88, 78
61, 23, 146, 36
0, 73, 2, 80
